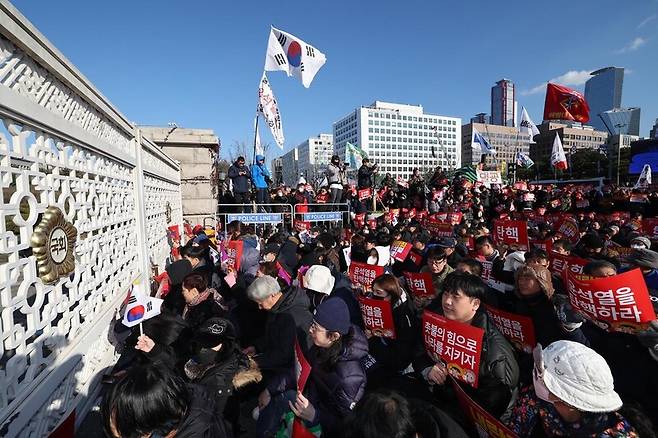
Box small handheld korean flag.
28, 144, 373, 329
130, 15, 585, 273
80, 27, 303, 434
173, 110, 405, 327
122, 286, 163, 328
472, 127, 496, 155
264, 26, 327, 88
519, 106, 540, 143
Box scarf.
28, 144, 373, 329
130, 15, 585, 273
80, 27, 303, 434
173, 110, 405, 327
183, 290, 211, 318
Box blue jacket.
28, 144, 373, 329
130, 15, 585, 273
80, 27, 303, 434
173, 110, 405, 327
251, 155, 271, 189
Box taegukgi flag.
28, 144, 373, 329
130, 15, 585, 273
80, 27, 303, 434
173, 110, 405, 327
258, 73, 285, 148
519, 106, 540, 143
551, 133, 568, 170
471, 127, 496, 155
264, 26, 327, 88
122, 286, 163, 327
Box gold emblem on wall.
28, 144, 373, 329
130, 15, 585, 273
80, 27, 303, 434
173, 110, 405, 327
30, 206, 77, 284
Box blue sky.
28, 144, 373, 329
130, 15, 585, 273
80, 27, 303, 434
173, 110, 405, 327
13, 0, 658, 163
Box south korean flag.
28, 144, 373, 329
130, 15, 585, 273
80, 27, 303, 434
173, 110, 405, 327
264, 26, 327, 88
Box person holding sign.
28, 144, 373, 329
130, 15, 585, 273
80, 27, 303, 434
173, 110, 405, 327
498, 265, 587, 386
364, 274, 418, 388
256, 299, 368, 438
506, 341, 637, 437
417, 247, 454, 311
414, 272, 519, 418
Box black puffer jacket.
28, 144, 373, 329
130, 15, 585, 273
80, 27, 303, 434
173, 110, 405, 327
307, 326, 369, 437
174, 384, 230, 438
415, 305, 519, 418
254, 286, 313, 371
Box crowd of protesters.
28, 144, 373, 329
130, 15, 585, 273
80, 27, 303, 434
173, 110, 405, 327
100, 156, 658, 438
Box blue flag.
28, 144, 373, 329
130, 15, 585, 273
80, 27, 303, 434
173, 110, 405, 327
471, 127, 496, 155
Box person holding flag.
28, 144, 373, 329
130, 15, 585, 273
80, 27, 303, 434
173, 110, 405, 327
326, 154, 347, 204
251, 155, 273, 208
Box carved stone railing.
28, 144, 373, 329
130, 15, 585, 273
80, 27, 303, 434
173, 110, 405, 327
0, 1, 183, 436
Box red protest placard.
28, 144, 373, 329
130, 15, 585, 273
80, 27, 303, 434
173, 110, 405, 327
448, 212, 463, 225
493, 220, 529, 250
566, 269, 657, 332
226, 240, 243, 271
403, 271, 436, 298
422, 310, 484, 388
531, 239, 552, 254
358, 296, 396, 339
513, 181, 527, 191
485, 305, 536, 354
390, 240, 412, 262
348, 262, 384, 290
167, 225, 181, 242
358, 188, 372, 201
408, 251, 423, 267
354, 213, 366, 227
425, 220, 453, 237
549, 253, 588, 279
451, 378, 518, 438
643, 218, 658, 240
294, 337, 311, 392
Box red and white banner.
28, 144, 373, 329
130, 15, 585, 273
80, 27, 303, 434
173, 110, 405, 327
425, 219, 453, 237
294, 337, 311, 392
566, 269, 657, 332
348, 262, 384, 290
226, 240, 244, 271
403, 271, 436, 298
452, 379, 519, 438
485, 305, 536, 353
493, 220, 529, 250
390, 240, 412, 262
422, 310, 484, 388
358, 188, 372, 201
555, 217, 580, 243
358, 296, 396, 339
354, 212, 366, 227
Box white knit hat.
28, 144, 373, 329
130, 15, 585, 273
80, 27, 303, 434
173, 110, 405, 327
537, 341, 622, 413
303, 265, 335, 295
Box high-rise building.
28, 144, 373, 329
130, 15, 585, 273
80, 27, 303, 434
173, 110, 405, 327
530, 121, 608, 163
599, 107, 641, 136
584, 67, 624, 131
333, 101, 461, 179
461, 123, 531, 167
471, 113, 491, 124
279, 147, 299, 187
491, 79, 516, 127
650, 118, 658, 139
271, 157, 283, 186
296, 134, 334, 182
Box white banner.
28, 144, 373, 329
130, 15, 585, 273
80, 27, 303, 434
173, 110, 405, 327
258, 73, 284, 148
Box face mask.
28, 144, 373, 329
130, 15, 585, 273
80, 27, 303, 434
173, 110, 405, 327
367, 255, 377, 265
194, 347, 218, 365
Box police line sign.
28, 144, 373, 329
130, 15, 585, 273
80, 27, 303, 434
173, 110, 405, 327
226, 213, 283, 224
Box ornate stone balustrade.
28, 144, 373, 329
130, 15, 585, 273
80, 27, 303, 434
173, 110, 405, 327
0, 1, 183, 436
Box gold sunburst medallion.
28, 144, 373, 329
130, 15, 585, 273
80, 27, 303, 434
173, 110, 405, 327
30, 206, 77, 283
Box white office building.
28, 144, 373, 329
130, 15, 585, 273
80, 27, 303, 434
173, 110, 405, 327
333, 101, 461, 179
297, 134, 334, 182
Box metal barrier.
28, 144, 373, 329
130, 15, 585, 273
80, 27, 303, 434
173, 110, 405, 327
215, 203, 294, 237
293, 203, 351, 229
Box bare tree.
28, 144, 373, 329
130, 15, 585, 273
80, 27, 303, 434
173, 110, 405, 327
226, 140, 251, 163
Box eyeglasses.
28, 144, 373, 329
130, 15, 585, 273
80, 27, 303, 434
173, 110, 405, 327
429, 258, 447, 266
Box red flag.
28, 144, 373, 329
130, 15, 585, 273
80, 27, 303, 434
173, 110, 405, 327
543, 83, 590, 123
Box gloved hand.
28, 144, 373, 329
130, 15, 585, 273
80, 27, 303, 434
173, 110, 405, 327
553, 294, 585, 331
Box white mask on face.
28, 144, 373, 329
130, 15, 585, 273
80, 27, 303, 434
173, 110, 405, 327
367, 256, 378, 265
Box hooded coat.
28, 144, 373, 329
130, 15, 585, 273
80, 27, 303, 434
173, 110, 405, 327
250, 155, 271, 189
254, 286, 313, 372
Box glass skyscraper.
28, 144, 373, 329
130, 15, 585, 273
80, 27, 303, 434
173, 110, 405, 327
491, 79, 516, 127
584, 67, 624, 132
599, 108, 640, 136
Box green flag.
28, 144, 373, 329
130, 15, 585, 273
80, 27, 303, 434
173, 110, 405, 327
345, 142, 368, 169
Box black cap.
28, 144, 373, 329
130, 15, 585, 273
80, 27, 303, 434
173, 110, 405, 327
435, 237, 457, 248
195, 317, 236, 348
